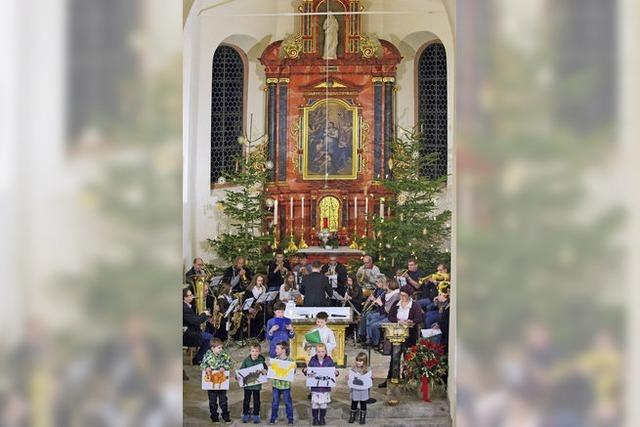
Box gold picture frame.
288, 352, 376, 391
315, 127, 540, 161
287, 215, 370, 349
302, 98, 359, 180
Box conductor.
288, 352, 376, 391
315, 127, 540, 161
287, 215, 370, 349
299, 260, 333, 307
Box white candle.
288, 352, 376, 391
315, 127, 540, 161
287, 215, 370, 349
354, 196, 358, 219
290, 196, 294, 220
273, 199, 278, 225
365, 196, 369, 216
301, 196, 305, 220
380, 198, 385, 219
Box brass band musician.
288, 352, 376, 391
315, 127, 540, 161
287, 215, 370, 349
267, 251, 291, 292
402, 257, 426, 298
185, 257, 210, 292
222, 255, 253, 293
320, 255, 348, 304
355, 255, 381, 289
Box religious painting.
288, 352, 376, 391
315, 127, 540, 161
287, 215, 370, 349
302, 98, 358, 180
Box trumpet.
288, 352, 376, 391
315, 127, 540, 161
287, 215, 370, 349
361, 293, 380, 315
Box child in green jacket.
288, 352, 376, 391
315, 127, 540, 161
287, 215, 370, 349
239, 342, 268, 424
200, 338, 234, 424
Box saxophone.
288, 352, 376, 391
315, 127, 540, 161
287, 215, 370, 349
211, 292, 223, 329
228, 292, 245, 336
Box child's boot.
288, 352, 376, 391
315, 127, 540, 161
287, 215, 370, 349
348, 409, 359, 424
319, 409, 327, 425
359, 410, 367, 425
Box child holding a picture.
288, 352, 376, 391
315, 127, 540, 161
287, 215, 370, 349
348, 352, 371, 424
303, 342, 338, 426
270, 341, 295, 425
200, 338, 234, 424
239, 342, 268, 424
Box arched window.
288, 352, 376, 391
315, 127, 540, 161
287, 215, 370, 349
417, 42, 447, 180
210, 45, 245, 184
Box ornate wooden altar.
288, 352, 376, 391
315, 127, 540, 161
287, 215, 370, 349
260, 0, 401, 256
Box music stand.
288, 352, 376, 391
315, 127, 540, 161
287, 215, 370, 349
257, 291, 279, 338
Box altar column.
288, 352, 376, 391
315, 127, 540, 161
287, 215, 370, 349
373, 77, 384, 180
384, 77, 395, 179
266, 78, 278, 181
277, 78, 289, 182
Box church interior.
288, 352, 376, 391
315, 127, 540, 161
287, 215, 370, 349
183, 1, 455, 425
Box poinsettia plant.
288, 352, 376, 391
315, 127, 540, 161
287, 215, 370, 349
402, 338, 448, 387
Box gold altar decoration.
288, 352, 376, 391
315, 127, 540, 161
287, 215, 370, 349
359, 34, 382, 59
291, 323, 348, 367
318, 196, 340, 231
281, 33, 303, 59
298, 232, 309, 249
286, 235, 299, 252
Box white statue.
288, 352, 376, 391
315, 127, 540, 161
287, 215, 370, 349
323, 12, 339, 60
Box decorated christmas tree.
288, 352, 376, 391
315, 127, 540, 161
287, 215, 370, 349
357, 128, 451, 275
206, 137, 272, 273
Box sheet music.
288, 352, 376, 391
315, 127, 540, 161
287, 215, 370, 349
223, 299, 238, 318
331, 290, 345, 301
328, 274, 338, 288
242, 297, 255, 311
265, 291, 279, 302
256, 292, 270, 304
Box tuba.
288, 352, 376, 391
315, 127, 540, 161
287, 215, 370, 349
194, 275, 206, 315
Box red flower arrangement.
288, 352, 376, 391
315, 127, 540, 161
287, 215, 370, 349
402, 338, 447, 388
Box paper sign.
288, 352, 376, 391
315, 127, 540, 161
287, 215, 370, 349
202, 369, 230, 390
304, 329, 322, 344
235, 364, 268, 388
267, 359, 296, 382
348, 370, 372, 390
421, 328, 442, 338
306, 367, 337, 388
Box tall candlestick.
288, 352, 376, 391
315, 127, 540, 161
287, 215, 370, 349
273, 199, 278, 225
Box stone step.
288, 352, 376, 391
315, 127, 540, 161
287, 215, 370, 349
184, 415, 451, 426
186, 400, 450, 426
